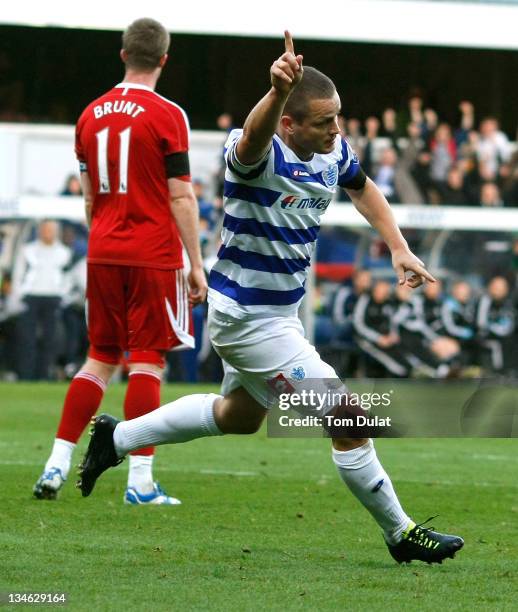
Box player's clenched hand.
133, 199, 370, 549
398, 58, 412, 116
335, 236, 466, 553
188, 267, 208, 305
391, 248, 436, 289
270, 30, 303, 95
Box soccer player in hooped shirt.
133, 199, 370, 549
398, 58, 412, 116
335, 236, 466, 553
79, 32, 464, 562
33, 18, 207, 504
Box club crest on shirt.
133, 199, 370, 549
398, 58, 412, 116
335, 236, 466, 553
290, 365, 306, 381
322, 164, 338, 187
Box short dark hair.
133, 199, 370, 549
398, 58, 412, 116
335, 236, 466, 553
122, 18, 170, 71
283, 66, 336, 122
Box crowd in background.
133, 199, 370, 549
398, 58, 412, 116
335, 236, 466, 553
0, 216, 220, 384
1, 217, 517, 382
315, 270, 517, 379
1, 95, 518, 382
0, 219, 88, 382
339, 94, 518, 207
202, 98, 518, 228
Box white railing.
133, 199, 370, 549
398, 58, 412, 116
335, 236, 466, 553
0, 123, 225, 201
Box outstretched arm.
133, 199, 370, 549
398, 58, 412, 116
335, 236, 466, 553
346, 178, 436, 288
236, 31, 303, 165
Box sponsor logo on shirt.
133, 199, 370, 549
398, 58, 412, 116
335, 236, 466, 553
281, 195, 332, 211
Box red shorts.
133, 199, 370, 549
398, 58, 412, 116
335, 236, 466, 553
86, 264, 194, 366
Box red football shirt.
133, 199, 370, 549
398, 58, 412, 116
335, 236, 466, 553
75, 83, 190, 270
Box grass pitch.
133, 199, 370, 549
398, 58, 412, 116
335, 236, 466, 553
1, 383, 517, 611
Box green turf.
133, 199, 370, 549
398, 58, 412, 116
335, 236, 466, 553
1, 383, 517, 611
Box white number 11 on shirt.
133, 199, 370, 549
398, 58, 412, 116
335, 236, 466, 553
95, 126, 131, 194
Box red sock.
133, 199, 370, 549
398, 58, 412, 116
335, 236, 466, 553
124, 370, 161, 456
56, 372, 106, 442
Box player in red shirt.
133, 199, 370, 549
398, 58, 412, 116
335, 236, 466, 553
33, 18, 207, 504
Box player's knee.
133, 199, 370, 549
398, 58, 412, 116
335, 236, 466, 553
214, 396, 266, 435
81, 357, 117, 384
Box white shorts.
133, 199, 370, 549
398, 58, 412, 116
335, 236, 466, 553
208, 307, 344, 409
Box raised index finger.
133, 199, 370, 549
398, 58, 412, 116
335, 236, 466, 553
284, 30, 295, 55
413, 265, 436, 283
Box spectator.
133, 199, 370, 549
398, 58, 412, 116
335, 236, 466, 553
373, 147, 400, 203
216, 112, 233, 133
397, 89, 425, 138
344, 117, 362, 152
477, 117, 512, 181
479, 182, 503, 207
476, 276, 515, 374
423, 108, 439, 141
392, 284, 451, 377
380, 107, 399, 150
60, 174, 82, 196
441, 280, 478, 367
457, 130, 482, 204
61, 223, 88, 260
337, 117, 363, 203
61, 257, 88, 378
353, 280, 411, 377
454, 100, 475, 147
399, 121, 428, 203
429, 123, 457, 188
331, 269, 372, 341
412, 280, 461, 364
440, 166, 469, 206
418, 280, 447, 335
345, 117, 361, 137
361, 116, 380, 176
12, 220, 72, 380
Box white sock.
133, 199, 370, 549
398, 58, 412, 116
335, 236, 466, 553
127, 455, 155, 494
332, 440, 411, 544
114, 393, 223, 457
44, 438, 76, 480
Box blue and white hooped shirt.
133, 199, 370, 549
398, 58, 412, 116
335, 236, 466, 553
208, 129, 360, 319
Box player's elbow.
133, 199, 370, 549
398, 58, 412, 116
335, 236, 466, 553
169, 194, 197, 213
